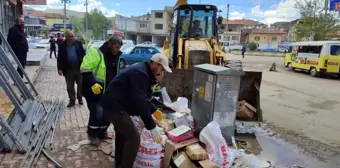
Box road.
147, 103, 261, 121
228, 54, 340, 165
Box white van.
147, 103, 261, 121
221, 41, 243, 52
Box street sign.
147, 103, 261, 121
52, 24, 73, 31
330, 0, 340, 11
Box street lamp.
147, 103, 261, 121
61, 0, 71, 32
84, 0, 88, 40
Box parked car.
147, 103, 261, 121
119, 45, 160, 69
88, 41, 105, 49
221, 41, 243, 52
122, 40, 134, 46
138, 41, 157, 48
34, 39, 50, 49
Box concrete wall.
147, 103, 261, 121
115, 14, 137, 32
137, 34, 152, 44
152, 35, 166, 47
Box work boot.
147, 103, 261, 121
88, 136, 101, 147
78, 99, 83, 105
67, 102, 75, 108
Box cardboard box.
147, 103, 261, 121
185, 143, 209, 161
237, 100, 257, 119
173, 151, 197, 168
198, 160, 219, 168
163, 138, 199, 168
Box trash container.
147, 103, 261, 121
191, 64, 244, 144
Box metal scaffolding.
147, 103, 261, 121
0, 30, 63, 167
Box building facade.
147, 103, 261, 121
245, 28, 286, 50
112, 6, 172, 47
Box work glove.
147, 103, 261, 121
152, 109, 163, 121
151, 127, 163, 144
91, 83, 103, 95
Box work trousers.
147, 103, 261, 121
86, 97, 110, 138
50, 47, 56, 58
242, 51, 245, 58
16, 52, 27, 78
105, 110, 140, 168
64, 69, 82, 103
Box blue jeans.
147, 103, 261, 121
85, 97, 110, 138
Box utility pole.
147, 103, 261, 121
225, 4, 230, 41
85, 0, 88, 39
61, 0, 71, 32
199, 0, 201, 4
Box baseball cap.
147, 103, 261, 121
150, 53, 172, 73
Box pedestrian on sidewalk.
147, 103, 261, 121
49, 36, 57, 58
101, 54, 171, 168
57, 30, 86, 108
242, 44, 246, 58
7, 17, 29, 80
80, 36, 122, 146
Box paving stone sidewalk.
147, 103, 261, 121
0, 59, 112, 168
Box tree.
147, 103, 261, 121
84, 9, 112, 40
294, 0, 340, 41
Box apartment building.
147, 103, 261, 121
219, 19, 242, 43
112, 6, 172, 47
219, 19, 267, 43
245, 28, 286, 50
24, 15, 46, 36
150, 6, 172, 46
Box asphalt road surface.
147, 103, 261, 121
229, 54, 340, 166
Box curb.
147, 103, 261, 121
31, 51, 48, 84
230, 52, 285, 57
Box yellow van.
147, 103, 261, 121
284, 41, 340, 77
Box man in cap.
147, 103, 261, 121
101, 53, 172, 168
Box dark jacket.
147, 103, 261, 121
7, 25, 28, 57
57, 40, 86, 74
101, 62, 158, 130
82, 42, 122, 101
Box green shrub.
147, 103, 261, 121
248, 42, 258, 51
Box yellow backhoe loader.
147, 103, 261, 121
160, 0, 263, 121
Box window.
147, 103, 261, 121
178, 9, 214, 38
140, 22, 147, 28
232, 36, 239, 41
272, 37, 278, 42
155, 24, 163, 30
254, 36, 260, 41
330, 45, 340, 55
133, 47, 146, 54
155, 12, 163, 18
228, 29, 232, 32
146, 48, 160, 54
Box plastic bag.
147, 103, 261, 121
133, 156, 162, 168
137, 128, 166, 160
160, 87, 191, 113
131, 116, 144, 133
199, 121, 229, 168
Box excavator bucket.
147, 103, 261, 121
160, 69, 263, 121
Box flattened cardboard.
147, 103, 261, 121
198, 160, 219, 168
163, 138, 199, 168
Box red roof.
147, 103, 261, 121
222, 19, 267, 26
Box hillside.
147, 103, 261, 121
44, 8, 85, 18
41, 8, 115, 22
